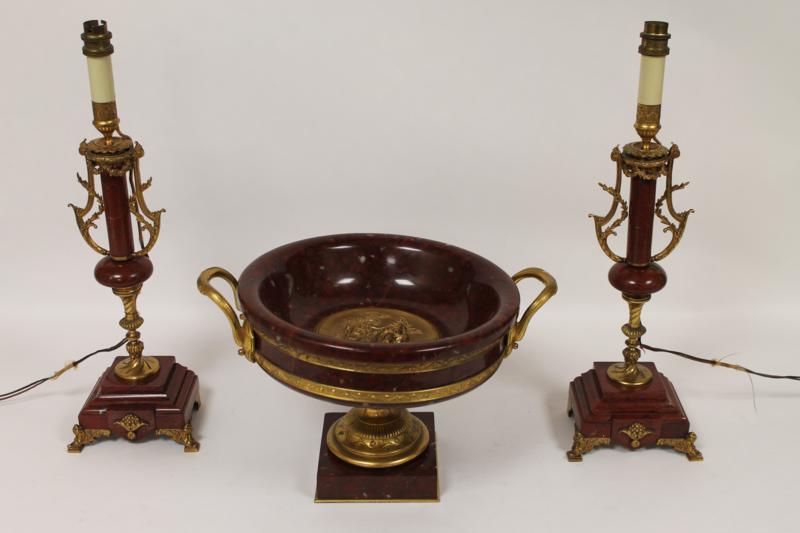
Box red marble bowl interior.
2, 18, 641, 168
237, 234, 520, 361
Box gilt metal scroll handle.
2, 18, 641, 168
197, 267, 256, 361
503, 267, 558, 357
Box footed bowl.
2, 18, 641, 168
198, 233, 556, 468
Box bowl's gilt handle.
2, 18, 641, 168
197, 267, 256, 362
504, 267, 558, 357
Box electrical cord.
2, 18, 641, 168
4, 338, 794, 403
0, 337, 127, 402
640, 342, 800, 382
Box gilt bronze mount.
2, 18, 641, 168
326, 407, 430, 469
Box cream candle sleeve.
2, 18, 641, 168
637, 55, 666, 106
86, 55, 116, 103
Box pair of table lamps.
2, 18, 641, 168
63, 18, 701, 501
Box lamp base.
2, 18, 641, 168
315, 412, 439, 503
566, 362, 702, 462
67, 356, 200, 453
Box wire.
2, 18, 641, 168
640, 342, 800, 382
0, 337, 127, 402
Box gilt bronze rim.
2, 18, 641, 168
255, 327, 503, 375
254, 352, 503, 405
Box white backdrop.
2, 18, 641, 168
1, 1, 798, 532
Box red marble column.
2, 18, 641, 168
99, 172, 135, 258
625, 178, 657, 266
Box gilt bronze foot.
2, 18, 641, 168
566, 431, 611, 462
67, 424, 111, 453
156, 422, 200, 453
656, 432, 703, 461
